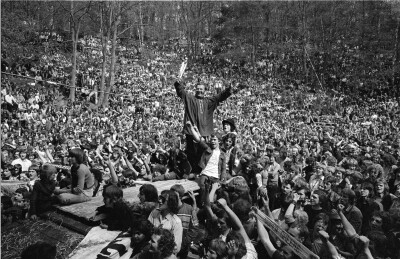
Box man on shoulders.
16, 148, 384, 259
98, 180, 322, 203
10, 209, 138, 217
186, 121, 226, 205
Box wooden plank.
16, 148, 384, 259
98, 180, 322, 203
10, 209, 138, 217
255, 209, 319, 259
56, 179, 200, 222
1, 180, 27, 196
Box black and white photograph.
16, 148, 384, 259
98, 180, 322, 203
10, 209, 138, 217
1, 1, 400, 258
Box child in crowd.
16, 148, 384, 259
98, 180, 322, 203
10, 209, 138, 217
29, 164, 60, 219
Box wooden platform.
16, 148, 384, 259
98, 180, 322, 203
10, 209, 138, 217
56, 179, 200, 222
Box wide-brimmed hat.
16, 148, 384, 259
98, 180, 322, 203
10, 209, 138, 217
222, 118, 236, 131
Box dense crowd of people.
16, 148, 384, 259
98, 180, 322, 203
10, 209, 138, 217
1, 36, 400, 259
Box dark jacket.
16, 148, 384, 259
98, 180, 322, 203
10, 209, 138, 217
222, 146, 238, 176
29, 179, 57, 216
175, 81, 232, 136
198, 140, 227, 181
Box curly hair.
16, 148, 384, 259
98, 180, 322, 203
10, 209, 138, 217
153, 227, 175, 259
208, 238, 228, 259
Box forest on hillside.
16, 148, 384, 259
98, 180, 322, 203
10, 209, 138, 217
2, 1, 400, 103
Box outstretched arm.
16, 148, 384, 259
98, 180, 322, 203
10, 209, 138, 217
174, 80, 186, 99
218, 198, 252, 244
256, 216, 277, 257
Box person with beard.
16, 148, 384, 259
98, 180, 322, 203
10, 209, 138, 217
133, 227, 177, 259
174, 79, 246, 174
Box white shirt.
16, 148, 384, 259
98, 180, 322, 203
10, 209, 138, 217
242, 242, 258, 259
201, 149, 220, 179
11, 158, 32, 172
5, 94, 16, 104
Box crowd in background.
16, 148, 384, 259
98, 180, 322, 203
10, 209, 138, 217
1, 36, 400, 259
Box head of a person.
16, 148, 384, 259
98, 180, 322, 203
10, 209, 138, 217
369, 211, 389, 232
374, 178, 389, 196
68, 148, 85, 165
207, 238, 228, 259
339, 188, 356, 208
232, 198, 252, 222
310, 190, 327, 209
295, 185, 309, 202
28, 165, 40, 180
14, 187, 29, 202
288, 222, 309, 244
14, 151, 20, 159
158, 189, 179, 214
131, 219, 154, 245
222, 119, 236, 134
21, 242, 56, 259
314, 163, 325, 176
226, 231, 246, 258
138, 184, 158, 203
314, 213, 329, 232
195, 84, 205, 99
170, 184, 185, 200
209, 133, 221, 150
12, 164, 22, 176
222, 133, 236, 149
282, 179, 295, 195
28, 153, 36, 161
19, 151, 27, 160
360, 181, 374, 198
149, 227, 176, 258
102, 184, 123, 208
322, 175, 336, 192
39, 164, 56, 182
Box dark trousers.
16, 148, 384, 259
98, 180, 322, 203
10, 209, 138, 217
185, 134, 202, 175
267, 183, 280, 210
197, 175, 219, 206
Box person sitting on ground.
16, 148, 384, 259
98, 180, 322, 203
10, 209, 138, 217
96, 184, 134, 232
148, 189, 183, 253
57, 148, 94, 205
130, 219, 154, 258
29, 164, 62, 220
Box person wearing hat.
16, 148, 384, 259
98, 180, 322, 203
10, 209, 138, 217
222, 118, 237, 135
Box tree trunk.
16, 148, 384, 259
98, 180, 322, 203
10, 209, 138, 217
97, 4, 109, 107
302, 1, 308, 83
251, 26, 256, 75
102, 3, 121, 108
139, 2, 144, 47
69, 1, 77, 102
394, 19, 400, 104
